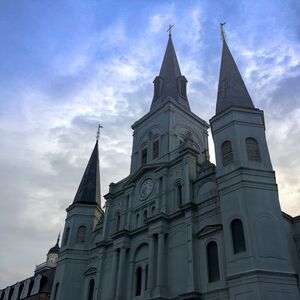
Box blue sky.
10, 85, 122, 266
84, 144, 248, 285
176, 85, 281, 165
1, 0, 300, 288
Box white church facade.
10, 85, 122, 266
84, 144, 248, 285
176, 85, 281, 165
3, 27, 300, 300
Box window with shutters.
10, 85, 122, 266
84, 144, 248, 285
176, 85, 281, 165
152, 140, 159, 160
207, 241, 220, 282
246, 137, 260, 161
231, 219, 246, 254
221, 141, 233, 166
76, 226, 86, 244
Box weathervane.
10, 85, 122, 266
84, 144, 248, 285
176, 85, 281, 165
167, 24, 174, 37
96, 124, 103, 141
220, 22, 226, 42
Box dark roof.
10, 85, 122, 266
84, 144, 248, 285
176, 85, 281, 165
150, 35, 190, 111
73, 140, 101, 205
47, 238, 60, 255
216, 39, 255, 114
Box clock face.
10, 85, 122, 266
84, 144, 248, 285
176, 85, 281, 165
139, 178, 154, 199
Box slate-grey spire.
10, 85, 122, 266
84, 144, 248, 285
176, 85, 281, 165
216, 25, 255, 114
73, 140, 101, 206
150, 32, 190, 111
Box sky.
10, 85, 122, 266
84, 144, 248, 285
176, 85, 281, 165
1, 0, 300, 288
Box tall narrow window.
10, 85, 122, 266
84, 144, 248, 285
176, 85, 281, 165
143, 210, 148, 224
63, 227, 70, 246
136, 266, 142, 296
152, 140, 159, 160
207, 241, 220, 282
116, 214, 121, 231
177, 184, 183, 207
231, 219, 246, 254
76, 226, 86, 244
53, 283, 59, 300
136, 213, 140, 227
221, 141, 233, 166
87, 279, 95, 300
246, 137, 260, 161
141, 148, 147, 165
8, 287, 14, 299
178, 76, 187, 98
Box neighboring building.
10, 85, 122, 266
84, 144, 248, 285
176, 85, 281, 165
0, 237, 59, 300
3, 28, 300, 300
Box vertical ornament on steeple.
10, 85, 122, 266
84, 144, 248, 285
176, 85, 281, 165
216, 23, 255, 114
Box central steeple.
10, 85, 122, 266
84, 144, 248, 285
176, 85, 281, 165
150, 32, 190, 111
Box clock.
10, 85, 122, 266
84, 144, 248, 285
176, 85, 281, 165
139, 178, 154, 199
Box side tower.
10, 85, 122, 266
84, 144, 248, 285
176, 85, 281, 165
50, 140, 103, 300
210, 27, 299, 299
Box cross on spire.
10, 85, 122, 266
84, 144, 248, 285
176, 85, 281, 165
167, 24, 174, 37
220, 22, 226, 42
96, 124, 103, 141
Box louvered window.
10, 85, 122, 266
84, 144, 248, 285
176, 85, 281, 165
246, 138, 260, 161
76, 226, 86, 244
221, 141, 233, 166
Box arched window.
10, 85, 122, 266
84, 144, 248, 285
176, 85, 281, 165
63, 227, 70, 246
207, 241, 220, 282
231, 219, 246, 254
221, 141, 233, 166
87, 279, 95, 300
143, 210, 147, 224
136, 213, 140, 227
177, 184, 183, 207
76, 226, 87, 244
178, 76, 187, 98
246, 137, 260, 161
153, 77, 162, 99
53, 283, 59, 300
135, 266, 142, 296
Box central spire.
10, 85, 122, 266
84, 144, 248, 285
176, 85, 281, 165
150, 30, 190, 111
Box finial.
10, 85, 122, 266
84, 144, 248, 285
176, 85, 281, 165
167, 24, 174, 37
220, 22, 226, 42
96, 124, 103, 141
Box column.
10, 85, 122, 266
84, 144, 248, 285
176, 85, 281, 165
160, 175, 167, 213
116, 248, 126, 298
148, 235, 155, 289
156, 233, 165, 287
110, 249, 119, 299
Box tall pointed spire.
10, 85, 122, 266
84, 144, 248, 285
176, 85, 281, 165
216, 24, 254, 114
150, 28, 190, 111
73, 140, 101, 206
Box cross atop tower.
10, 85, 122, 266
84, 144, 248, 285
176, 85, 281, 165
96, 124, 103, 141
167, 24, 174, 37
220, 22, 226, 42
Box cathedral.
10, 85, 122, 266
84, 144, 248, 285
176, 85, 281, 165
2, 27, 300, 300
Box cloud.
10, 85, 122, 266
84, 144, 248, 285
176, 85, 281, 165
1, 0, 300, 289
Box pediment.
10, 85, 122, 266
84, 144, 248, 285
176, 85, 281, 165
125, 163, 167, 185
84, 267, 97, 276
196, 224, 223, 239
